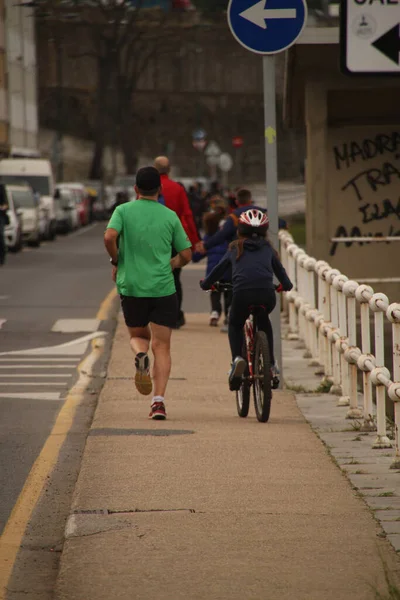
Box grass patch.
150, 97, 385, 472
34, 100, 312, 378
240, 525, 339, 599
288, 217, 306, 247
315, 379, 333, 393
378, 491, 395, 497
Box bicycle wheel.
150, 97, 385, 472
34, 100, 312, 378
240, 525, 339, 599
236, 343, 250, 418
253, 331, 272, 423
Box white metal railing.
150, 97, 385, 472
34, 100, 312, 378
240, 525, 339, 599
279, 230, 400, 469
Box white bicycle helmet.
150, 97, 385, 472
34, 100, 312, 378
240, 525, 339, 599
239, 208, 269, 228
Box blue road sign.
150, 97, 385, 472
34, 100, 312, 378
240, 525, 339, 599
228, 0, 307, 55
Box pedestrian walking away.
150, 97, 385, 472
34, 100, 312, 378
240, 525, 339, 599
192, 195, 232, 329
154, 156, 199, 328
200, 209, 292, 392
104, 166, 192, 420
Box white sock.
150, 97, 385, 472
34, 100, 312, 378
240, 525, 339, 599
152, 396, 164, 406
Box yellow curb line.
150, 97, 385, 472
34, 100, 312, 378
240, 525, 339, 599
0, 286, 117, 598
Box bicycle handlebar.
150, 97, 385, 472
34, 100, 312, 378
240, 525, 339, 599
206, 282, 283, 293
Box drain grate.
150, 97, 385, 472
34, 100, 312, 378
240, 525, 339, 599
73, 508, 196, 515
89, 428, 195, 437
107, 377, 186, 381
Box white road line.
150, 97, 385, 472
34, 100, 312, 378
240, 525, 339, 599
65, 515, 78, 539
0, 374, 70, 379
68, 223, 98, 238
0, 392, 61, 401
0, 319, 6, 329
0, 358, 77, 363
51, 319, 100, 333
0, 331, 108, 356
0, 382, 66, 387
0, 365, 75, 369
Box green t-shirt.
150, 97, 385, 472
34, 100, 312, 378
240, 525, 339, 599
107, 199, 191, 298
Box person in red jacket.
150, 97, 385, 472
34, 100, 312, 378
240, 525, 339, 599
154, 156, 199, 328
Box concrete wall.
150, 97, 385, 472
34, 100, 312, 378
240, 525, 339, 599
291, 43, 400, 299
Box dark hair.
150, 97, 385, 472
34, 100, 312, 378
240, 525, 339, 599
203, 210, 222, 236
236, 189, 252, 205
137, 187, 159, 196
229, 226, 271, 261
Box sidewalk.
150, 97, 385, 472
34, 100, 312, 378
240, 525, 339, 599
55, 314, 400, 600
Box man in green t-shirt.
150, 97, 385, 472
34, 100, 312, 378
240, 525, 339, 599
104, 167, 192, 420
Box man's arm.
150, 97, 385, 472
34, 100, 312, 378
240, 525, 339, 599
104, 228, 119, 264
200, 253, 231, 290
171, 248, 192, 271
179, 185, 200, 247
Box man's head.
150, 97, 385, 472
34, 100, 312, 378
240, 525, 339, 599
236, 188, 252, 206
135, 166, 161, 199
154, 156, 170, 175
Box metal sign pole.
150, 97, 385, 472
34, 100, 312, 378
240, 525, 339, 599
262, 54, 282, 386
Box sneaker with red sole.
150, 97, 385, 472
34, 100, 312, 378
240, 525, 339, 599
149, 402, 167, 420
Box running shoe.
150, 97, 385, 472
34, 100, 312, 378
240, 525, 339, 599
149, 401, 167, 420
134, 352, 152, 396
209, 311, 220, 327
228, 356, 247, 391
271, 362, 280, 390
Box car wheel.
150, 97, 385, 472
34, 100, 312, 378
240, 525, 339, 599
10, 232, 23, 252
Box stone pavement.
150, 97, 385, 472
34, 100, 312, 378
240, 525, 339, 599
282, 326, 400, 554
55, 313, 400, 600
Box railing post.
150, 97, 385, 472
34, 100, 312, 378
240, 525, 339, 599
370, 293, 392, 449
387, 304, 400, 468
327, 269, 341, 395
333, 274, 350, 407
355, 285, 376, 431
305, 257, 318, 363
297, 253, 310, 352
292, 247, 306, 341
343, 280, 363, 419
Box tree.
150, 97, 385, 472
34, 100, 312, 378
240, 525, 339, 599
25, 0, 176, 179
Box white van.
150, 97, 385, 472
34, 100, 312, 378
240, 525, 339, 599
0, 159, 57, 240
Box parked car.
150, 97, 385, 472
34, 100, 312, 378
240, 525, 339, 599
0, 183, 22, 252
59, 183, 90, 226
0, 159, 57, 241
54, 186, 79, 233
6, 184, 42, 247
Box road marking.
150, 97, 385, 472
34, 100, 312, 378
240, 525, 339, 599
0, 335, 106, 598
0, 374, 70, 378
51, 318, 100, 333
68, 223, 98, 238
96, 287, 118, 320
0, 358, 77, 363
0, 382, 66, 387
0, 365, 75, 369
0, 320, 6, 330
0, 331, 108, 356
0, 392, 61, 401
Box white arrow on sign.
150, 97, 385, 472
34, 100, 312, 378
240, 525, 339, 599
240, 0, 296, 30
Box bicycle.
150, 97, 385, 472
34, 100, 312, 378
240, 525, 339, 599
210, 282, 276, 423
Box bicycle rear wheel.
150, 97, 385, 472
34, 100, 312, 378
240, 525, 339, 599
236, 343, 250, 418
253, 331, 272, 423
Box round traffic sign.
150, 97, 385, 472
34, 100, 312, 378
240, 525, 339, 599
193, 128, 206, 141
193, 139, 207, 151
232, 136, 244, 148
228, 0, 308, 55
219, 153, 233, 172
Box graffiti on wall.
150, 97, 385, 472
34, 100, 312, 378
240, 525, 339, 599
330, 131, 400, 256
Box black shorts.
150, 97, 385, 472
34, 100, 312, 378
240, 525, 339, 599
120, 293, 178, 329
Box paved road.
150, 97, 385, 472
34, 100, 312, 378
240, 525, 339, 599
0, 224, 117, 534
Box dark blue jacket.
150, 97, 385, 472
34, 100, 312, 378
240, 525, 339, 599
201, 238, 293, 293
192, 233, 231, 280
203, 204, 287, 251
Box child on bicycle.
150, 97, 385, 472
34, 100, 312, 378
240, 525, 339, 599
192, 196, 232, 328
200, 209, 293, 391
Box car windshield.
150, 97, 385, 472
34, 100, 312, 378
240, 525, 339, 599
1, 175, 50, 196
11, 190, 36, 208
